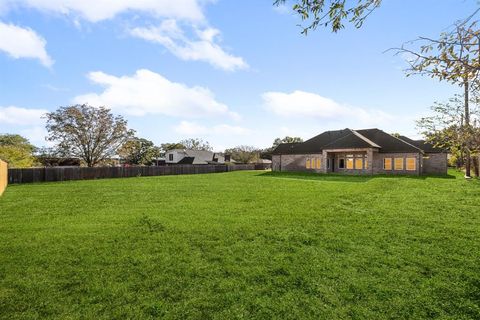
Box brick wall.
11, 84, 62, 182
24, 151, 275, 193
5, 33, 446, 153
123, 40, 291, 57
422, 153, 448, 175
272, 151, 446, 176
372, 152, 421, 175
272, 154, 324, 172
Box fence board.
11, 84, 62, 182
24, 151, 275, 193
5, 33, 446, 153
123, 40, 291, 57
7, 163, 270, 184
0, 160, 7, 195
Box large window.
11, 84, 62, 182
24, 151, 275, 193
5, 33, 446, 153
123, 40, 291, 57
346, 157, 354, 169
383, 158, 392, 170
394, 158, 404, 170
306, 158, 322, 169
406, 158, 416, 171
355, 157, 363, 170
339, 158, 345, 169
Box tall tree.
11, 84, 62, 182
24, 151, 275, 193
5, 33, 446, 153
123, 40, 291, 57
118, 137, 160, 165
160, 143, 186, 153
417, 95, 480, 176
274, 0, 381, 33
0, 134, 36, 168
225, 146, 260, 164
179, 138, 212, 151
272, 136, 304, 148
393, 18, 480, 177
45, 104, 135, 167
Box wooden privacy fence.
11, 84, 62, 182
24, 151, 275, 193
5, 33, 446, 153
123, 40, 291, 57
8, 163, 271, 184
0, 160, 7, 195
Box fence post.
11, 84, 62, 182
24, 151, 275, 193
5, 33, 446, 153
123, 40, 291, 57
0, 159, 8, 195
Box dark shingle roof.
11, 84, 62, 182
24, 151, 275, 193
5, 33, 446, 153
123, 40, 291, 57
271, 129, 350, 155
292, 129, 349, 154
356, 129, 422, 153
398, 136, 446, 153
272, 128, 431, 155
322, 131, 378, 149
271, 143, 301, 155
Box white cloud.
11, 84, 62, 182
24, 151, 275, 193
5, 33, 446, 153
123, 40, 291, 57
20, 126, 50, 146
0, 21, 53, 66
0, 106, 47, 125
130, 20, 248, 71
73, 69, 239, 119
1, 0, 206, 23
174, 120, 250, 136
2, 1, 246, 71
262, 90, 394, 126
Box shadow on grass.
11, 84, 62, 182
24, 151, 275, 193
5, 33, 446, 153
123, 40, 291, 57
256, 170, 457, 183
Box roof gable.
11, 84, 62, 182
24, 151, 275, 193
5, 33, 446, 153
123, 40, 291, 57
356, 129, 423, 153
322, 131, 376, 149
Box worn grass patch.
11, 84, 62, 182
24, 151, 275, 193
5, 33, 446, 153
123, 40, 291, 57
0, 170, 479, 319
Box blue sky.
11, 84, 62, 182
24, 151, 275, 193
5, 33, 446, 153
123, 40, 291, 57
0, 0, 477, 151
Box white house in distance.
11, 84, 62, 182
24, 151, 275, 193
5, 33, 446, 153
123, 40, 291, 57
165, 149, 226, 165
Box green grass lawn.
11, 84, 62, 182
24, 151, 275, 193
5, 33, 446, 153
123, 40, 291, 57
0, 170, 479, 319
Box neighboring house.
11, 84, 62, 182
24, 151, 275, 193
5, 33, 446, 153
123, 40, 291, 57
165, 149, 225, 165
257, 159, 272, 164
272, 128, 447, 175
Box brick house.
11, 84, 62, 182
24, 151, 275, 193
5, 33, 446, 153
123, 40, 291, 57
271, 128, 447, 175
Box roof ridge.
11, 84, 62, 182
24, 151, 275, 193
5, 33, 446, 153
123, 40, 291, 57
321, 129, 353, 148
322, 129, 373, 148
350, 129, 381, 148
301, 128, 346, 144
385, 132, 425, 153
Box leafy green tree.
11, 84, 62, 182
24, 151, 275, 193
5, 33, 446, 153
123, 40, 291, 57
274, 0, 381, 33
417, 95, 480, 177
160, 143, 186, 153
225, 146, 260, 164
272, 136, 304, 149
179, 138, 212, 151
45, 104, 135, 167
393, 19, 480, 177
0, 134, 36, 168
118, 137, 160, 165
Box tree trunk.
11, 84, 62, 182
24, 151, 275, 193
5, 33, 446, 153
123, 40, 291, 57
473, 155, 480, 177
464, 78, 471, 178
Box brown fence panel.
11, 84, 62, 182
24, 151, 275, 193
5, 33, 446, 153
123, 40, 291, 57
6, 164, 268, 184
0, 160, 7, 195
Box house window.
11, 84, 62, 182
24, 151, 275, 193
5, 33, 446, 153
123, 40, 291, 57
406, 158, 416, 171
339, 158, 345, 169
383, 158, 392, 170
355, 157, 363, 170
394, 158, 404, 170
327, 158, 330, 169
316, 158, 322, 169
306, 158, 311, 169
169, 154, 174, 161
346, 157, 354, 169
